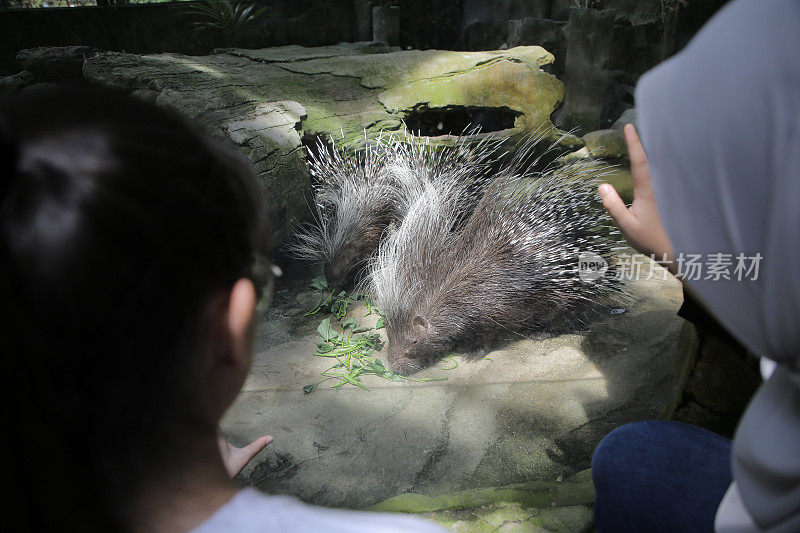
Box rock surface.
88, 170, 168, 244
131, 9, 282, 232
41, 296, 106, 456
16, 46, 99, 81
583, 129, 627, 159
223, 256, 684, 517
83, 42, 576, 240
560, 8, 659, 132
0, 70, 34, 97
507, 18, 567, 77
19, 82, 62, 97
461, 0, 550, 50
372, 469, 595, 532
561, 8, 619, 132
611, 107, 637, 132
669, 322, 760, 438
129, 88, 159, 104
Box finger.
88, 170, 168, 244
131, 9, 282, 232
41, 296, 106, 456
224, 435, 274, 478
623, 124, 647, 167
216, 429, 230, 455
239, 435, 274, 460
599, 183, 637, 231
623, 124, 653, 196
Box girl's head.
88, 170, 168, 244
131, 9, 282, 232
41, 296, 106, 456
1, 84, 273, 529
634, 7, 800, 364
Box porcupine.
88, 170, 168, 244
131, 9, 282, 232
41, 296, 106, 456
289, 133, 504, 290
367, 151, 627, 375
289, 137, 399, 290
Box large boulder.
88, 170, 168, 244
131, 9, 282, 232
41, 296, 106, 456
16, 46, 99, 81
583, 129, 627, 159
669, 322, 760, 437
224, 258, 684, 509
461, 0, 550, 50
371, 469, 595, 531
604, 0, 662, 25
83, 42, 576, 240
561, 8, 619, 132
611, 107, 637, 132
0, 71, 34, 97
560, 8, 660, 132
508, 18, 567, 77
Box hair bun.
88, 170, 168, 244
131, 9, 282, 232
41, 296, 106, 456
0, 115, 20, 195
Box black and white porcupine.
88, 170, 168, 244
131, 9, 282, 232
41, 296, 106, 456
288, 138, 398, 290
367, 150, 628, 375
289, 133, 503, 289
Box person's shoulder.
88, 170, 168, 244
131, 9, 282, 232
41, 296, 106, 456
192, 488, 447, 533
688, 0, 800, 58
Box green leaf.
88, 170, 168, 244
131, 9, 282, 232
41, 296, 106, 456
303, 384, 317, 394
383, 371, 406, 382
364, 332, 382, 344
334, 304, 348, 319
375, 317, 385, 329
317, 318, 337, 341
367, 361, 386, 373
309, 275, 328, 291
439, 354, 459, 370
306, 297, 452, 391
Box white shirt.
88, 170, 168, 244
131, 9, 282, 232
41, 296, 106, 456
192, 488, 447, 533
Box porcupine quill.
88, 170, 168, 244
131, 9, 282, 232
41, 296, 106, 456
288, 131, 505, 290
366, 133, 629, 375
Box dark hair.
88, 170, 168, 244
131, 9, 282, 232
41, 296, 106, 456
0, 84, 271, 530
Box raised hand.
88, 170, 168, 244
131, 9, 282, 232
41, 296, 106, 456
598, 124, 675, 271
217, 429, 274, 478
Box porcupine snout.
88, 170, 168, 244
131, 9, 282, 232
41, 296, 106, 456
383, 315, 423, 375
324, 260, 354, 293
387, 342, 424, 376
385, 315, 456, 375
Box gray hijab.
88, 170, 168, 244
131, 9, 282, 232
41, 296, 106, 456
635, 0, 800, 530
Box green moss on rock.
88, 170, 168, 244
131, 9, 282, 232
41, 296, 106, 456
368, 475, 594, 514
83, 43, 576, 239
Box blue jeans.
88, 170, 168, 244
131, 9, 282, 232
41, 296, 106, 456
592, 420, 733, 532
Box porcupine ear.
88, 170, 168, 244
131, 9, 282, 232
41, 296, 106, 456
412, 315, 429, 334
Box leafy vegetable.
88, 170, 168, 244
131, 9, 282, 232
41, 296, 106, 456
301, 276, 458, 393
304, 277, 358, 319
303, 318, 448, 393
